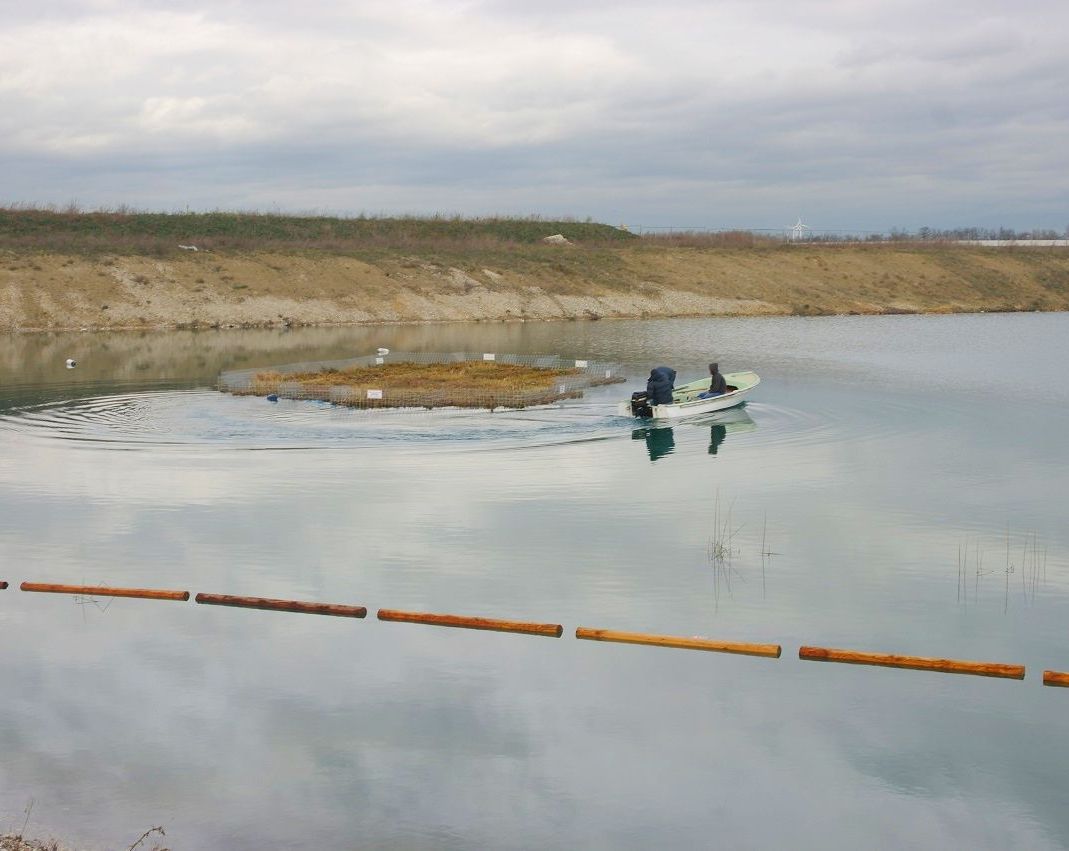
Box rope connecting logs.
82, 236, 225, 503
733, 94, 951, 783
377, 608, 563, 637
576, 627, 781, 658
799, 645, 1025, 679
20, 582, 190, 602
195, 593, 367, 618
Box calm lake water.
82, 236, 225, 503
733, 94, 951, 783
1, 313, 1068, 849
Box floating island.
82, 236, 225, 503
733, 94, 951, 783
219, 353, 625, 410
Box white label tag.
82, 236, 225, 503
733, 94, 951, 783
558, 385, 566, 393
605, 369, 612, 378
483, 353, 495, 361
575, 359, 588, 368
366, 389, 383, 400
375, 357, 384, 364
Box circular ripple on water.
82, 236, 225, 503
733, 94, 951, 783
735, 392, 935, 452
0, 390, 636, 451
0, 388, 926, 454
715, 401, 834, 449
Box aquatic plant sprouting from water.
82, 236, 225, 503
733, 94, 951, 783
705, 496, 748, 607
708, 491, 736, 564
760, 511, 779, 599
707, 493, 779, 608
957, 530, 1049, 611
707, 491, 738, 609
126, 825, 167, 851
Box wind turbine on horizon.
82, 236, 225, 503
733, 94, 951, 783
788, 217, 811, 241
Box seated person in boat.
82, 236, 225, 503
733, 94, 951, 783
698, 362, 728, 398
646, 366, 676, 405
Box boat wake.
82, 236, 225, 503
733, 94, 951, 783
0, 390, 633, 452
0, 384, 930, 461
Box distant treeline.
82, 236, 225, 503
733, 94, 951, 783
644, 227, 1069, 245
889, 226, 1068, 241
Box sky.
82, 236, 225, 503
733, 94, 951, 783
1, 0, 1067, 232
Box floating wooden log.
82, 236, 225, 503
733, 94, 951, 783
195, 593, 366, 618
377, 608, 563, 637
20, 582, 190, 602
799, 645, 1025, 679
0, 581, 7, 590
1043, 670, 1069, 688
575, 627, 781, 658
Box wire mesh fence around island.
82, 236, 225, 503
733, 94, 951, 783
218, 351, 626, 410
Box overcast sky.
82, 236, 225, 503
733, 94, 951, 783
2, 0, 1067, 231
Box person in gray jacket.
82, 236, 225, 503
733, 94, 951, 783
699, 362, 727, 398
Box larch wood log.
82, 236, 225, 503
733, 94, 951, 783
377, 609, 563, 637
799, 645, 1025, 679
20, 582, 190, 601
1043, 670, 1069, 688
195, 593, 366, 618
575, 627, 781, 658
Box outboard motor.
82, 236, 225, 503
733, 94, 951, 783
630, 391, 653, 418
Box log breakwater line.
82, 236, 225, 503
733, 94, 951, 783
11, 577, 1069, 691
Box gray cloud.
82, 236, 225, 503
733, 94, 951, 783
1, 0, 1067, 230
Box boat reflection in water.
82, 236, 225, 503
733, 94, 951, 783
632, 406, 756, 462
708, 423, 727, 455
633, 424, 676, 460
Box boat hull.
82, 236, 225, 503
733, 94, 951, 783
618, 370, 760, 421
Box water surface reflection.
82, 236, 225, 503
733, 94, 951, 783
631, 406, 756, 462
2, 316, 1069, 849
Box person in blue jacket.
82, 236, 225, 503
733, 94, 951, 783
646, 366, 676, 405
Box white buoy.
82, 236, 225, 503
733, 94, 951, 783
65, 358, 77, 369
376, 347, 390, 356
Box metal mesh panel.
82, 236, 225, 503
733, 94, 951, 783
219, 352, 625, 410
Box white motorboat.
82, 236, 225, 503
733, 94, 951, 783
619, 370, 760, 421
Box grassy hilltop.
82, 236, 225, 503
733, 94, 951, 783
0, 207, 634, 254
1, 208, 1068, 331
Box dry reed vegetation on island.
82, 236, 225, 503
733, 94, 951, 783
240, 360, 621, 409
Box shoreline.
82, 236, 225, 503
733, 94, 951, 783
2, 306, 1063, 337
2, 245, 1068, 332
